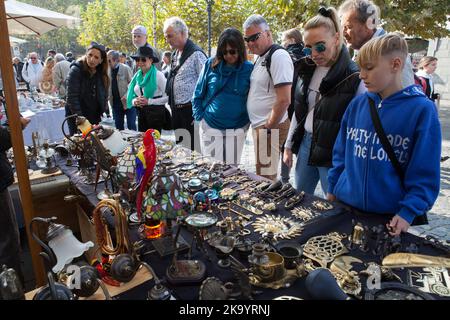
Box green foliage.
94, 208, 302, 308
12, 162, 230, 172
14, 0, 88, 58
13, 0, 450, 58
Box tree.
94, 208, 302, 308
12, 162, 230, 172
77, 0, 449, 57
16, 0, 88, 58
274, 0, 450, 39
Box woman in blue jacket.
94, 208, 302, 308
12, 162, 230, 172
192, 28, 253, 165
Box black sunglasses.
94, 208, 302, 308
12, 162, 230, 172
136, 57, 149, 62
244, 32, 262, 43
223, 49, 237, 56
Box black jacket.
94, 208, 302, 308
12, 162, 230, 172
66, 61, 108, 125
0, 126, 13, 192
13, 62, 25, 83
286, 43, 305, 120
291, 45, 361, 167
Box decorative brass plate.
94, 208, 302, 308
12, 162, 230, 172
252, 215, 303, 241
302, 233, 348, 268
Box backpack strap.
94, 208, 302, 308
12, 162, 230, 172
263, 44, 286, 80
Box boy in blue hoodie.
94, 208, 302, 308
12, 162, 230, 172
327, 33, 441, 236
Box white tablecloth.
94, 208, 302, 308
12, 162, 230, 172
22, 108, 68, 146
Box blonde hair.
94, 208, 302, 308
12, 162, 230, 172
356, 33, 408, 69
418, 56, 438, 70
44, 56, 55, 68
282, 28, 303, 44
304, 7, 343, 47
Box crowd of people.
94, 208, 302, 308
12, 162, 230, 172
0, 0, 446, 282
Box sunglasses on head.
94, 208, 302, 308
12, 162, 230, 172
244, 32, 262, 43
223, 49, 237, 56
302, 43, 327, 57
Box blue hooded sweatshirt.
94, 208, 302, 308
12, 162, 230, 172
192, 57, 253, 130
328, 85, 441, 224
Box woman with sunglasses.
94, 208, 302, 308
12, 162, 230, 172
283, 7, 366, 196
66, 42, 109, 135
127, 46, 169, 133
192, 28, 253, 165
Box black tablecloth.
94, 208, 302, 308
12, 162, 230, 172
56, 157, 449, 300
118, 199, 449, 300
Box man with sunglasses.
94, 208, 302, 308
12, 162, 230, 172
243, 14, 294, 181
22, 52, 44, 92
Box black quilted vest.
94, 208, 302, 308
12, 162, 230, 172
291, 45, 361, 167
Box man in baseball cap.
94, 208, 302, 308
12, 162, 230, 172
131, 25, 161, 70
132, 25, 148, 48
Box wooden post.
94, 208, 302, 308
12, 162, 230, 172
0, 0, 45, 286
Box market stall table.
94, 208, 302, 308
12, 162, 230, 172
22, 108, 68, 146
53, 155, 450, 301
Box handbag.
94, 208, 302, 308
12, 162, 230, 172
368, 97, 428, 226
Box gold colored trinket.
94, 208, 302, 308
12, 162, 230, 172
263, 202, 277, 212
302, 233, 348, 269
252, 215, 303, 241
312, 200, 333, 211
291, 206, 317, 223
249, 252, 302, 289
330, 256, 362, 296
220, 188, 237, 200
382, 253, 450, 269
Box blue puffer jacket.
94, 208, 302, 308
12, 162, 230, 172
192, 58, 253, 130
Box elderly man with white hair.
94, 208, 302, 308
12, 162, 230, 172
22, 52, 43, 91
338, 0, 414, 87
52, 53, 71, 99
163, 17, 207, 151
131, 25, 161, 70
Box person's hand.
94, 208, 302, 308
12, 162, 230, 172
327, 193, 336, 202
20, 117, 31, 129
387, 215, 410, 236
137, 96, 148, 107
121, 96, 128, 110
283, 148, 293, 169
